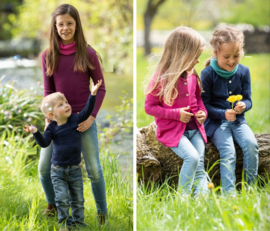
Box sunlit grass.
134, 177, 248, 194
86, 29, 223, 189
137, 180, 270, 231
0, 131, 133, 231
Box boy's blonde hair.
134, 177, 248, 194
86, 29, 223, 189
40, 92, 66, 117
205, 26, 244, 67
145, 26, 205, 106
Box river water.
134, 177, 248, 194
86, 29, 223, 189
0, 58, 133, 175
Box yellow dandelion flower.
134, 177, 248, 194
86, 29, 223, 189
208, 183, 214, 189
233, 206, 238, 210
227, 95, 237, 103
236, 95, 243, 101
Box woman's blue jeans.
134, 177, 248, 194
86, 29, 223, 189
211, 120, 259, 194
38, 120, 107, 215
171, 130, 208, 196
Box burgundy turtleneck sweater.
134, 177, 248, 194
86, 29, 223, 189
41, 47, 106, 118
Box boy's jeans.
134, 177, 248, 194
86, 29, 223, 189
211, 120, 259, 194
51, 164, 85, 229
38, 121, 107, 215
171, 130, 208, 196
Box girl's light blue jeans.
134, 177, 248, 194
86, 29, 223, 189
38, 120, 107, 215
171, 130, 208, 196
211, 120, 258, 195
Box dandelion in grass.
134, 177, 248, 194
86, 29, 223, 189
208, 182, 214, 189
233, 206, 238, 210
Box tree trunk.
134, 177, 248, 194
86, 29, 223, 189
137, 122, 270, 188
143, 0, 166, 56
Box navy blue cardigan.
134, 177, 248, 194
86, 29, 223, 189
201, 64, 252, 138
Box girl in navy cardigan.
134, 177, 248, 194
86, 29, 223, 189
201, 27, 258, 196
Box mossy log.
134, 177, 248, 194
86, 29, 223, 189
137, 122, 270, 188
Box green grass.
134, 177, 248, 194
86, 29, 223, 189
137, 180, 270, 231
136, 48, 270, 134
0, 131, 133, 231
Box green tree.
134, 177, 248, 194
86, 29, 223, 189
220, 0, 270, 26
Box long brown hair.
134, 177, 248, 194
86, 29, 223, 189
205, 26, 244, 67
45, 4, 101, 76
145, 26, 205, 106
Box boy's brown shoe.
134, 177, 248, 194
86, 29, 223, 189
97, 214, 108, 226
43, 204, 57, 217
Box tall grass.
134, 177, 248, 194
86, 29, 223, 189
137, 179, 270, 231
0, 130, 133, 230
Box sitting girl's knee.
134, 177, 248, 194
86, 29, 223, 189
186, 153, 200, 167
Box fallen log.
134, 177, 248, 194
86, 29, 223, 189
137, 122, 270, 188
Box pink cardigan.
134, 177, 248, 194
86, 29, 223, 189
145, 74, 208, 147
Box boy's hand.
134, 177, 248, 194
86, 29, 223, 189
195, 110, 206, 125
179, 107, 194, 123
91, 80, 102, 96
234, 101, 246, 114
23, 124, 38, 133
225, 109, 236, 121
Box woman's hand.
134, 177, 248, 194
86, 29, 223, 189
225, 109, 236, 121
195, 110, 206, 125
44, 118, 51, 131
179, 107, 194, 123
92, 80, 102, 96
234, 101, 246, 114
77, 115, 95, 132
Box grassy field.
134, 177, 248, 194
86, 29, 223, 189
137, 48, 270, 134
0, 132, 133, 231
137, 180, 270, 231
136, 49, 270, 230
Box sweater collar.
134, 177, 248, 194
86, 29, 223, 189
59, 40, 76, 55
210, 57, 238, 79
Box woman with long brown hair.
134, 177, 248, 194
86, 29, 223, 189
39, 4, 107, 228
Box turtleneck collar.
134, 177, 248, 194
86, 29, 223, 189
59, 40, 76, 55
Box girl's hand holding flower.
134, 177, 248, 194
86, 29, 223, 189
195, 110, 206, 125
225, 109, 236, 121
179, 107, 194, 123
234, 101, 246, 114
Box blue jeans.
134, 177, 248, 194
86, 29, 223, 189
211, 120, 258, 194
38, 120, 107, 215
171, 130, 208, 196
51, 164, 85, 229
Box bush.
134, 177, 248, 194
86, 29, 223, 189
0, 76, 44, 137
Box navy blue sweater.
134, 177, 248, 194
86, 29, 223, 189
33, 95, 96, 166
201, 64, 252, 138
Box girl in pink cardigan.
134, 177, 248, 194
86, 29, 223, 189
145, 27, 209, 197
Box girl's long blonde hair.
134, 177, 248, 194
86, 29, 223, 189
145, 26, 205, 106
205, 26, 244, 67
